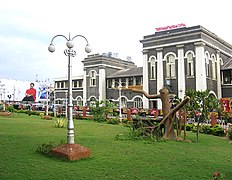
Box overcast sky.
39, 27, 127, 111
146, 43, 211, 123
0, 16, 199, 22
1, 0, 232, 82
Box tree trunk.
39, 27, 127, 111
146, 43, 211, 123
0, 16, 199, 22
183, 105, 187, 141
132, 88, 190, 140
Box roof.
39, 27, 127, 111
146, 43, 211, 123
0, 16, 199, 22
221, 58, 232, 70
107, 67, 143, 78
140, 25, 232, 50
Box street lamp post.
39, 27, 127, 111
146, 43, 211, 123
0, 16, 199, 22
118, 83, 122, 122
48, 34, 91, 144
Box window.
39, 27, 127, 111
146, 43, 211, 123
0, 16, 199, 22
90, 97, 96, 107
187, 52, 194, 77
61, 82, 64, 88
166, 54, 176, 78
121, 97, 127, 108
89, 70, 96, 86
73, 81, 78, 88
149, 57, 156, 79
77, 97, 83, 106
121, 78, 126, 87
79, 80, 83, 87
205, 53, 210, 77
134, 97, 143, 108
136, 77, 142, 85
128, 77, 133, 86
107, 79, 113, 88
65, 81, 68, 88
212, 55, 217, 80
223, 70, 232, 84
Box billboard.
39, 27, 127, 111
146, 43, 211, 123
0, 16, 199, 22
37, 83, 49, 102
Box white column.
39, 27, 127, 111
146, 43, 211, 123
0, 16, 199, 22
216, 50, 222, 98
195, 42, 207, 91
142, 50, 149, 109
99, 68, 106, 101
156, 48, 163, 110
177, 45, 185, 99
83, 69, 87, 106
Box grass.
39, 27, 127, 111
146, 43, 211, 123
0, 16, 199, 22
0, 113, 231, 180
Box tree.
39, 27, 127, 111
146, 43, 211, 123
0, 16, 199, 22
90, 100, 118, 122
132, 87, 190, 140
185, 89, 221, 141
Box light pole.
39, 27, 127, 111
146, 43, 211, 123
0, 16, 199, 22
48, 34, 91, 144
118, 83, 122, 122
113, 81, 125, 122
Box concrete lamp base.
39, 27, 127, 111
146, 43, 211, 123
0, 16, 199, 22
51, 144, 91, 161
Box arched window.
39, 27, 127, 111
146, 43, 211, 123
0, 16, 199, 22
205, 53, 210, 77
186, 52, 194, 77
77, 97, 83, 106
212, 55, 217, 80
149, 56, 156, 79
166, 54, 176, 78
121, 97, 127, 108
89, 97, 96, 107
134, 97, 143, 108
89, 70, 96, 86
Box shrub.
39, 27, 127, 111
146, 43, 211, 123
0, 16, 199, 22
201, 125, 212, 134
7, 105, 15, 113
227, 126, 232, 140
0, 104, 4, 111
54, 118, 66, 128
107, 118, 119, 125
17, 109, 26, 113
211, 124, 225, 137
36, 142, 56, 156
39, 113, 44, 118
182, 124, 194, 131
93, 114, 106, 122
36, 140, 65, 156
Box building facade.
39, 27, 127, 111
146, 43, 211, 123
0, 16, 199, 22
53, 25, 232, 110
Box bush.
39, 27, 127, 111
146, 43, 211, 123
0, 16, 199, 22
201, 125, 212, 134
39, 113, 44, 118
36, 142, 56, 156
211, 125, 225, 137
0, 104, 4, 111
93, 114, 106, 122
36, 140, 65, 156
7, 105, 15, 113
107, 118, 119, 125
227, 126, 232, 140
182, 124, 194, 131
54, 118, 66, 128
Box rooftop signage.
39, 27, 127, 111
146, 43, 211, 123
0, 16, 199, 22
155, 23, 186, 32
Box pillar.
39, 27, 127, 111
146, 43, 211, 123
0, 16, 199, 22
156, 48, 163, 110
195, 42, 207, 91
216, 50, 222, 98
142, 50, 149, 109
83, 68, 87, 106
99, 67, 106, 101
177, 45, 185, 99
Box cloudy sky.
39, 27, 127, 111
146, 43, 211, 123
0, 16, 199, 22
1, 0, 232, 82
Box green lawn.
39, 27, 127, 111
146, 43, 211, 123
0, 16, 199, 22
0, 113, 231, 180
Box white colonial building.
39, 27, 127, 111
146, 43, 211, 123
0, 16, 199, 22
53, 25, 232, 110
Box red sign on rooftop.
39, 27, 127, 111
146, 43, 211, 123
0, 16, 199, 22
155, 23, 186, 32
